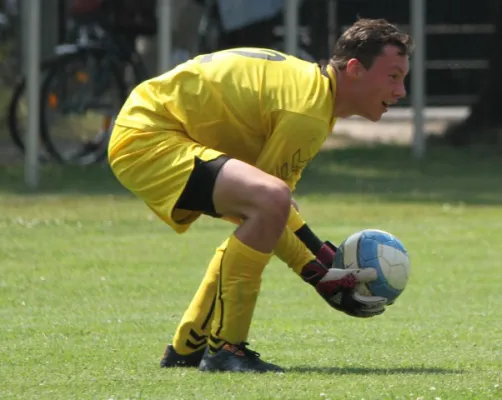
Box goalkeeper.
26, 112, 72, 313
108, 18, 412, 373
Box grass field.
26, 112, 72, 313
1, 145, 501, 400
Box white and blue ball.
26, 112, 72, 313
333, 229, 410, 303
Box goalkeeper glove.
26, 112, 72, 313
300, 241, 387, 318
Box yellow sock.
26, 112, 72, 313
272, 206, 315, 275
208, 234, 272, 352
172, 207, 312, 354
288, 205, 306, 232
172, 239, 228, 355
217, 206, 313, 275
274, 225, 315, 275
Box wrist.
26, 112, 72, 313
295, 223, 324, 254
317, 241, 337, 267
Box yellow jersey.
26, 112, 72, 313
114, 48, 337, 189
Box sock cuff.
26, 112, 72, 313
229, 234, 273, 263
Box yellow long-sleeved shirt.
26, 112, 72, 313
114, 47, 337, 191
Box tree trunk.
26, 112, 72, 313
439, 0, 502, 146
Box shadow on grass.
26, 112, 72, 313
2, 144, 502, 205
287, 365, 464, 375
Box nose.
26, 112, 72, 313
394, 82, 407, 99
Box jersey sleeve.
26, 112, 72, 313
255, 111, 330, 190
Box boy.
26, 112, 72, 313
108, 18, 412, 372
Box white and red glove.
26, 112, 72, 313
300, 241, 387, 318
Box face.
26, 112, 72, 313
347, 45, 409, 122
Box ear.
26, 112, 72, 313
346, 58, 364, 79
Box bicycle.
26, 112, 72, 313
8, 0, 151, 165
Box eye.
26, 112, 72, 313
389, 74, 399, 80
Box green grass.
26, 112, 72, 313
1, 145, 501, 400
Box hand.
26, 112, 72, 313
300, 244, 387, 318
317, 267, 387, 318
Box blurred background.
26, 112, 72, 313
1, 0, 501, 182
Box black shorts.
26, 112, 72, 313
175, 155, 231, 217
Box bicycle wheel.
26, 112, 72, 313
40, 47, 127, 164
7, 76, 31, 153
7, 58, 58, 158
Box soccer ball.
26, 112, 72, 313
333, 229, 410, 303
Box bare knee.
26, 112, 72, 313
237, 179, 291, 252
212, 159, 291, 227
251, 180, 291, 227
212, 159, 291, 252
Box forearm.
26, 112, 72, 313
287, 203, 324, 254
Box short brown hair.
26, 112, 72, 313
330, 18, 414, 70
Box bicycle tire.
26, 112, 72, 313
7, 77, 29, 153
7, 57, 62, 155
39, 47, 127, 164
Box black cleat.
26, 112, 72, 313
199, 342, 284, 373
160, 344, 205, 368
